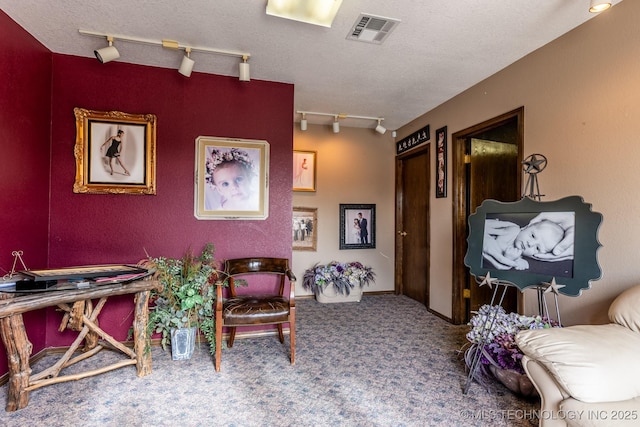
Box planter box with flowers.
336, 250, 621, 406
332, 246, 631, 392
303, 261, 375, 303
463, 304, 559, 397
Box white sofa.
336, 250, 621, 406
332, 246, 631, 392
516, 284, 640, 427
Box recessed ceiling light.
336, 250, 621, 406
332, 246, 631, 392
266, 0, 343, 28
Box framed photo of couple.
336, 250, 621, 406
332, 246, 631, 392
73, 107, 157, 195
339, 204, 376, 250
194, 137, 270, 220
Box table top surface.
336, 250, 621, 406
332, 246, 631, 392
0, 278, 161, 318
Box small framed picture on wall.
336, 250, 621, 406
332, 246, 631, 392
435, 126, 447, 198
293, 150, 316, 192
293, 207, 317, 251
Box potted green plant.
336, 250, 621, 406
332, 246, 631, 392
302, 261, 375, 303
145, 243, 222, 360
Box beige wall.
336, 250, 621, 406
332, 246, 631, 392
396, 0, 640, 325
293, 125, 396, 296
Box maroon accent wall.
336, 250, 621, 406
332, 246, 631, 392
46, 55, 294, 347
0, 10, 51, 375
0, 10, 294, 375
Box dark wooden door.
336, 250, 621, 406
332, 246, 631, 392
395, 146, 430, 305
452, 107, 524, 324
467, 138, 519, 314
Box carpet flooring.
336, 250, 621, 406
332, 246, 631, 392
0, 295, 539, 426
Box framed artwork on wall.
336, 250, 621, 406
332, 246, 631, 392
293, 150, 316, 192
73, 107, 157, 195
194, 136, 269, 220
435, 126, 447, 198
464, 196, 602, 296
339, 204, 376, 249
293, 207, 317, 251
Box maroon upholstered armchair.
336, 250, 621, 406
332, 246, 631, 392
214, 257, 296, 372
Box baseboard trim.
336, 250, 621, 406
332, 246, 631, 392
428, 308, 453, 323
297, 290, 394, 300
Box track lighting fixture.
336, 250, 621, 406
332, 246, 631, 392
297, 111, 386, 134
300, 113, 308, 131
94, 36, 120, 64
589, 0, 612, 13
79, 30, 251, 81
178, 48, 194, 77
239, 55, 250, 82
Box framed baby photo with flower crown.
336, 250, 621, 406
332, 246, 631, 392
73, 107, 157, 195
194, 136, 270, 220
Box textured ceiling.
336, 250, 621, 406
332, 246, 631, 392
0, 0, 623, 130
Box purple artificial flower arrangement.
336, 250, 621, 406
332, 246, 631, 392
302, 261, 375, 297
465, 304, 559, 376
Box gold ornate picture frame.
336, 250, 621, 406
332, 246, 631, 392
194, 136, 270, 220
73, 107, 157, 195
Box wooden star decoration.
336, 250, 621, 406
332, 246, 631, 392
479, 272, 498, 289
543, 277, 565, 294
523, 154, 546, 173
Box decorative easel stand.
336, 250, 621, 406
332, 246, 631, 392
462, 153, 602, 394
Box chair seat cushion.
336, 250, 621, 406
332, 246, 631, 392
223, 295, 290, 325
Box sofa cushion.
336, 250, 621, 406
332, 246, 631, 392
609, 284, 640, 332
516, 324, 640, 403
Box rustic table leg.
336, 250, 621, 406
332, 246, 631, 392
133, 289, 152, 376
0, 313, 33, 411
82, 299, 100, 351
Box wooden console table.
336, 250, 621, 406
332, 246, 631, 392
0, 278, 161, 411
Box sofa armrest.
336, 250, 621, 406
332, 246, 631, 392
522, 356, 572, 427
517, 324, 640, 403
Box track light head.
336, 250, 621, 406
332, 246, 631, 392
332, 116, 340, 133
178, 48, 194, 77
589, 0, 612, 13
300, 113, 308, 131
375, 119, 387, 134
239, 55, 250, 82
94, 36, 119, 63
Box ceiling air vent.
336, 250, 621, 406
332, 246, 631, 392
346, 14, 400, 44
